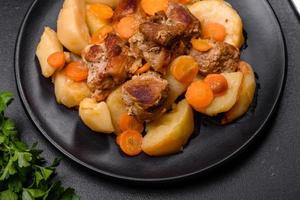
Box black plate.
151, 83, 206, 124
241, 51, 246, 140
15, 0, 286, 182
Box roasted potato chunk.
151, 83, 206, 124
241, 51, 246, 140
57, 0, 91, 55
36, 27, 63, 78
142, 99, 194, 156
79, 98, 114, 133
222, 61, 256, 124
106, 86, 128, 134
53, 71, 91, 108
188, 0, 244, 48
198, 72, 243, 116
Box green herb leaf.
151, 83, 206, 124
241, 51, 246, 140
0, 92, 78, 199
0, 190, 18, 200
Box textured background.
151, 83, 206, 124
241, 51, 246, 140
1, 0, 300, 199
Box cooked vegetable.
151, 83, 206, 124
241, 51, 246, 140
119, 130, 143, 156
53, 71, 91, 108
47, 52, 66, 69
0, 92, 78, 199
191, 38, 212, 52
185, 80, 214, 111
202, 22, 226, 42
91, 25, 113, 44
85, 0, 120, 8
79, 98, 114, 133
115, 15, 140, 39
57, 0, 91, 55
64, 61, 89, 82
142, 99, 194, 156
197, 72, 243, 116
204, 73, 228, 96
170, 56, 199, 85
222, 61, 256, 124
106, 86, 128, 134
87, 3, 114, 20
118, 113, 144, 133
141, 0, 169, 15
135, 63, 151, 75
164, 72, 188, 107
86, 4, 108, 34
36, 27, 63, 78
188, 0, 244, 48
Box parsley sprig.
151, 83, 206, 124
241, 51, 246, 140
0, 92, 79, 200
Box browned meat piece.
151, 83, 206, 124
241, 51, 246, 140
82, 33, 134, 101
190, 40, 240, 75
112, 0, 141, 22
139, 3, 201, 46
129, 32, 171, 74
122, 72, 169, 122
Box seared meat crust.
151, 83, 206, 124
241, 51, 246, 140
82, 34, 134, 101
122, 72, 169, 121
190, 40, 240, 75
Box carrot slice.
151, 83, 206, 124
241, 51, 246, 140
87, 3, 114, 20
118, 113, 144, 133
204, 74, 228, 97
141, 0, 169, 15
91, 25, 113, 44
202, 22, 227, 42
115, 16, 140, 39
135, 63, 151, 75
64, 61, 89, 82
170, 56, 199, 85
185, 80, 214, 111
172, 0, 191, 4
191, 38, 212, 52
119, 130, 143, 156
47, 52, 66, 69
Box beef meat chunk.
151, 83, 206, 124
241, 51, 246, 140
129, 32, 171, 74
82, 34, 134, 101
139, 3, 201, 46
122, 72, 169, 122
190, 40, 240, 75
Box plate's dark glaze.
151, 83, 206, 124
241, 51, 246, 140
15, 0, 286, 182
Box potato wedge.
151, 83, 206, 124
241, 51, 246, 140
188, 0, 244, 48
164, 73, 187, 107
198, 72, 243, 116
142, 99, 194, 156
36, 27, 63, 78
79, 98, 114, 133
222, 61, 256, 124
57, 0, 90, 55
53, 71, 91, 108
86, 4, 108, 34
106, 86, 128, 134
85, 0, 120, 8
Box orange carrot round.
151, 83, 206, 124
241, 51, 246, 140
115, 16, 139, 39
170, 56, 199, 85
119, 130, 143, 156
91, 25, 113, 44
47, 52, 66, 69
191, 38, 212, 52
185, 80, 214, 111
64, 61, 89, 82
141, 0, 169, 15
202, 22, 227, 42
204, 74, 228, 96
87, 3, 114, 20
118, 113, 144, 133
135, 63, 151, 75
